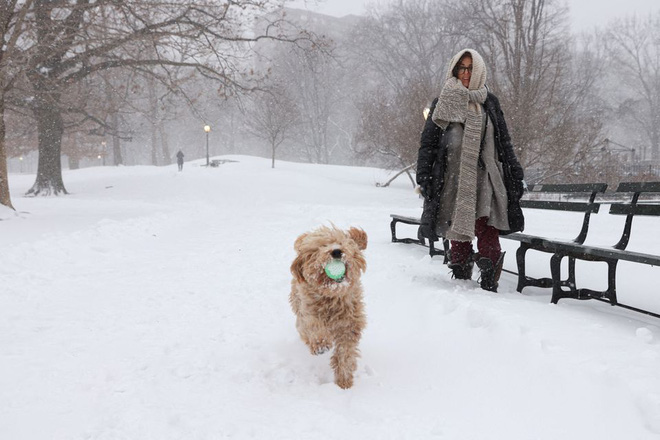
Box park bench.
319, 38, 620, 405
501, 183, 607, 295
539, 182, 660, 317
390, 181, 660, 318
390, 183, 608, 283
389, 214, 449, 262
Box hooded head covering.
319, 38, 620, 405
431, 49, 489, 240
446, 49, 487, 90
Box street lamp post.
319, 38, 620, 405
101, 141, 107, 166
204, 125, 211, 166
600, 137, 638, 177
602, 138, 635, 162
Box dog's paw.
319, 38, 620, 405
335, 374, 354, 389
313, 346, 330, 355
310, 340, 332, 355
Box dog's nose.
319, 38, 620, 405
331, 249, 343, 259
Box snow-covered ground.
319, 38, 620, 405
2, 155, 660, 439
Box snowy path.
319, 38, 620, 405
2, 156, 660, 439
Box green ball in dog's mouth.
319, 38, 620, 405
324, 259, 346, 280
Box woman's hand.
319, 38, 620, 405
420, 182, 431, 199
416, 176, 433, 200
513, 179, 526, 200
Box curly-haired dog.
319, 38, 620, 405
289, 225, 368, 389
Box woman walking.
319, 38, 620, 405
416, 49, 525, 292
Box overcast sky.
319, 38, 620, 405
287, 0, 659, 31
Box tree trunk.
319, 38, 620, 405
103, 79, 124, 166
27, 95, 67, 196
111, 112, 123, 166
67, 133, 80, 170
148, 76, 160, 166
150, 127, 158, 166
228, 113, 236, 153
0, 98, 14, 209
271, 141, 276, 168
160, 124, 171, 165
651, 123, 660, 162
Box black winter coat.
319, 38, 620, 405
416, 93, 525, 239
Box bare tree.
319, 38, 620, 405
604, 13, 660, 161
15, 0, 313, 196
455, 0, 604, 183
277, 41, 345, 164
244, 87, 299, 168
353, 0, 460, 96
0, 0, 33, 210
101, 80, 126, 166
350, 0, 461, 174
354, 85, 429, 186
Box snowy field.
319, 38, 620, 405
2, 155, 660, 440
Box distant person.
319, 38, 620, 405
176, 150, 184, 171
416, 49, 525, 292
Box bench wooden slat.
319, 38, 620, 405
616, 181, 660, 193
521, 200, 601, 212
542, 240, 660, 266
610, 203, 660, 216
501, 232, 545, 245
527, 183, 608, 193
389, 214, 422, 225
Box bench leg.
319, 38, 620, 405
515, 244, 529, 293
428, 238, 446, 259
428, 239, 436, 257
603, 260, 619, 305
568, 256, 577, 291
390, 219, 398, 243
574, 260, 620, 305
550, 252, 577, 303
417, 227, 426, 246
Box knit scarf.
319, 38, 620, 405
431, 49, 488, 239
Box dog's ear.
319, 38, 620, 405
290, 255, 306, 283
293, 233, 308, 253
348, 227, 368, 250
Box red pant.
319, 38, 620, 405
450, 217, 501, 264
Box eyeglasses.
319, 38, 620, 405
457, 65, 473, 74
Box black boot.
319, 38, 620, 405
476, 252, 505, 292
448, 259, 474, 280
